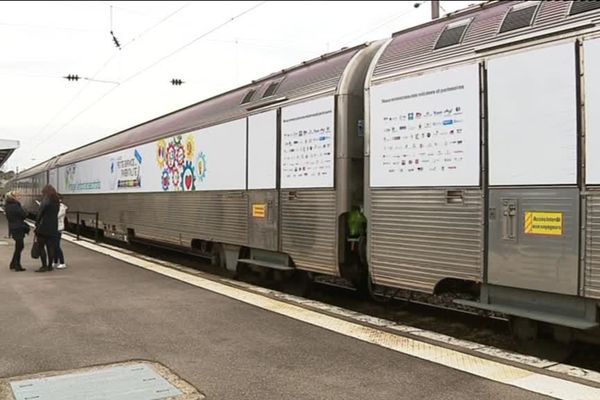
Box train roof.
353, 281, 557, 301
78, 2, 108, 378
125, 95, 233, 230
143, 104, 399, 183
371, 0, 600, 82
51, 44, 364, 169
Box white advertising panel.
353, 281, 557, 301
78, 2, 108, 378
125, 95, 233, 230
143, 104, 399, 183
281, 96, 335, 189
585, 38, 600, 184
248, 110, 277, 189
58, 118, 247, 194
488, 43, 577, 185
193, 118, 247, 191
370, 63, 480, 187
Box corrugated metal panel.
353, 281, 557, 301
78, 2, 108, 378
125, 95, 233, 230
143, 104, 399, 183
280, 189, 338, 275
369, 188, 484, 293
62, 191, 248, 246
372, 0, 596, 81
585, 191, 600, 299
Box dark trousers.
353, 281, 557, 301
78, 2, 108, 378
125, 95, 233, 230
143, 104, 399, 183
37, 234, 57, 268
52, 231, 64, 265
10, 232, 24, 267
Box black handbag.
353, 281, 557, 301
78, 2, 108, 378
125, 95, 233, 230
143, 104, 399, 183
22, 223, 30, 235
31, 237, 40, 259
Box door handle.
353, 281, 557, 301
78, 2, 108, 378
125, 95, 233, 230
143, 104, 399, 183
501, 201, 517, 240
266, 200, 273, 223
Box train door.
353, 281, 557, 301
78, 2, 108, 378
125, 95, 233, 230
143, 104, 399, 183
247, 109, 279, 251
486, 42, 579, 295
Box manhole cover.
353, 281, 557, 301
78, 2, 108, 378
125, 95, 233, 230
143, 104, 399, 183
1, 361, 203, 400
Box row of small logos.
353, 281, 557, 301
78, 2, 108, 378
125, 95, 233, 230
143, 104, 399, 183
381, 140, 464, 152
283, 127, 331, 137
382, 107, 462, 122
283, 142, 332, 153
381, 155, 464, 166
384, 165, 458, 173
381, 118, 465, 133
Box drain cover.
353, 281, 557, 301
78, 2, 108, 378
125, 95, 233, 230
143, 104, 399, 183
4, 362, 203, 400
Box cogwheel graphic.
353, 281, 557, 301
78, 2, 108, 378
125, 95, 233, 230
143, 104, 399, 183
196, 152, 207, 182
156, 139, 166, 168
161, 169, 170, 191
180, 161, 195, 191
171, 166, 181, 190
166, 143, 176, 170
185, 135, 195, 159
176, 144, 185, 167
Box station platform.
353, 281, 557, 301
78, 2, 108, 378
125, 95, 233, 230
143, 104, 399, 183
0, 216, 597, 399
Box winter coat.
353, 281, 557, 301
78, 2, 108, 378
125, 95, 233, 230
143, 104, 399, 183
57, 203, 68, 231
35, 197, 59, 237
5, 198, 28, 236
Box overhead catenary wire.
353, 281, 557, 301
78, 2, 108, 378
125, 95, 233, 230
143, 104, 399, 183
29, 2, 193, 153
31, 1, 267, 153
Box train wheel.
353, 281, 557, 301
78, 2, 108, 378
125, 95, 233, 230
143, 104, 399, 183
509, 317, 538, 341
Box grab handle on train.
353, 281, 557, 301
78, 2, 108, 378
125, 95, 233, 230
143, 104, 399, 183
501, 200, 517, 240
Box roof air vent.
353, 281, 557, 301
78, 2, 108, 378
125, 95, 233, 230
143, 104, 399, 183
569, 0, 600, 16
262, 80, 283, 98
434, 18, 472, 50
240, 88, 256, 105
499, 2, 539, 34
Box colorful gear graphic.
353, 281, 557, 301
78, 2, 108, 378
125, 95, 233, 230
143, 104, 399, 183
196, 152, 207, 182
171, 166, 181, 189
185, 135, 195, 159
180, 161, 195, 191
161, 169, 170, 191
176, 144, 185, 167
156, 139, 166, 168
166, 143, 176, 170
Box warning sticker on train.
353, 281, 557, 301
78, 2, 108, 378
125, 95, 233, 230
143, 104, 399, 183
252, 204, 267, 218
524, 211, 563, 236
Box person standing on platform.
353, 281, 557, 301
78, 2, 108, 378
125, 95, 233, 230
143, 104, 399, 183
35, 185, 59, 273
4, 191, 28, 271
52, 195, 68, 269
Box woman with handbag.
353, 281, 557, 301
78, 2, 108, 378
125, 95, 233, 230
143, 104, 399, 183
34, 185, 59, 273
4, 191, 28, 271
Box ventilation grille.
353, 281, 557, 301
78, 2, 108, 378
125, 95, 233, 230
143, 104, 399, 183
499, 3, 538, 33
240, 89, 256, 105
570, 0, 600, 16
262, 80, 282, 98
434, 19, 471, 50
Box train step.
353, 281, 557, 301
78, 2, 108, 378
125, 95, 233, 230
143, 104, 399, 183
454, 299, 599, 330
237, 258, 295, 271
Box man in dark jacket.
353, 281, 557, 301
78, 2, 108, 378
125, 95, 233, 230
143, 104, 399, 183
35, 185, 59, 272
4, 191, 28, 271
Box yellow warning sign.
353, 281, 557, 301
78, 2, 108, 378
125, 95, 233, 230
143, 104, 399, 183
524, 211, 563, 236
252, 203, 267, 218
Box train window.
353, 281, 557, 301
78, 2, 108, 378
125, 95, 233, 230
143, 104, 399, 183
262, 80, 282, 98
434, 18, 472, 50
499, 2, 539, 34
569, 0, 600, 16
240, 88, 256, 105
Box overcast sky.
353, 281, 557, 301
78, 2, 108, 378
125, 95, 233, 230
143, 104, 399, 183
0, 0, 480, 173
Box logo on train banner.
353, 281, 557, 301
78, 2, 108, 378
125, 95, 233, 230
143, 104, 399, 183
524, 211, 563, 236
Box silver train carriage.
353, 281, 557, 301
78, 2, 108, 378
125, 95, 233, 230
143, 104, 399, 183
365, 0, 600, 340
9, 42, 383, 283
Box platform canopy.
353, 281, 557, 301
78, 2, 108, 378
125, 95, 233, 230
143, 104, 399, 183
0, 139, 19, 170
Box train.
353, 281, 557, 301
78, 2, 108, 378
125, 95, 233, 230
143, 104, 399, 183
8, 0, 600, 342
